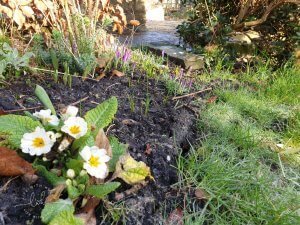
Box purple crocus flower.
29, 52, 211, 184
162, 50, 165, 58
122, 49, 131, 62
116, 49, 122, 59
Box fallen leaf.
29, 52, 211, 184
207, 96, 217, 104
129, 20, 140, 26
76, 196, 99, 225
167, 208, 183, 225
111, 69, 124, 77
194, 188, 209, 200
46, 184, 67, 203
144, 143, 152, 155
13, 9, 26, 29
121, 119, 139, 125
95, 129, 112, 157
0, 147, 35, 176
114, 154, 153, 185
0, 110, 7, 115
95, 73, 105, 81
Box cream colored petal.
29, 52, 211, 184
80, 146, 92, 161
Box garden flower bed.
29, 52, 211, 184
0, 72, 197, 225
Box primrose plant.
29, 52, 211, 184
0, 85, 152, 224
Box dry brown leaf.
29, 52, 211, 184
19, 0, 33, 6
121, 119, 139, 125
20, 6, 35, 19
144, 143, 152, 155
95, 129, 112, 157
8, 0, 17, 9
13, 9, 26, 29
112, 69, 124, 77
167, 208, 184, 225
95, 72, 106, 81
46, 184, 66, 203
34, 0, 48, 12
129, 19, 140, 26
0, 147, 35, 176
0, 110, 7, 115
0, 5, 13, 18
207, 96, 217, 104
195, 188, 209, 200
76, 196, 99, 225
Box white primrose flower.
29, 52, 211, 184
80, 146, 110, 179
61, 106, 79, 120
61, 116, 88, 139
21, 127, 54, 156
33, 109, 59, 126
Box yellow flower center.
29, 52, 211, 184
89, 155, 100, 167
32, 137, 45, 148
69, 125, 81, 135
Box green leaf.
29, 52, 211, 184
84, 97, 118, 135
85, 182, 120, 199
72, 132, 94, 151
49, 210, 84, 225
35, 85, 56, 115
0, 115, 42, 149
34, 164, 66, 186
41, 199, 74, 224
67, 185, 82, 200
66, 159, 83, 175
49, 209, 84, 225
108, 137, 128, 172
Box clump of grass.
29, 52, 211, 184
177, 63, 300, 224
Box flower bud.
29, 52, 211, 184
66, 179, 72, 186
67, 169, 76, 179
80, 170, 87, 176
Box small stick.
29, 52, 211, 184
4, 106, 42, 113
71, 96, 89, 106
172, 87, 212, 100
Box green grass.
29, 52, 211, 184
177, 63, 300, 224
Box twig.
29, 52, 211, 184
71, 96, 89, 106
0, 176, 20, 192
172, 87, 212, 100
4, 106, 42, 113
105, 83, 121, 92
90, 101, 99, 105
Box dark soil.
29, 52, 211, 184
0, 73, 197, 225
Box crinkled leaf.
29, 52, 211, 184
115, 154, 153, 185
85, 182, 120, 199
34, 164, 65, 186
0, 115, 42, 149
41, 199, 74, 224
49, 209, 84, 225
108, 136, 127, 172
84, 97, 118, 135
35, 84, 56, 115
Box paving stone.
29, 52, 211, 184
147, 44, 205, 70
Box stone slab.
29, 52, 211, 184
146, 44, 205, 70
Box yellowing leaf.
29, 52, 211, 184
114, 154, 153, 185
